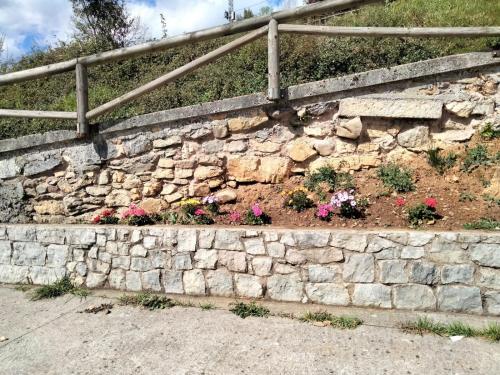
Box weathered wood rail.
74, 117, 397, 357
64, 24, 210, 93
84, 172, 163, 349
0, 0, 499, 137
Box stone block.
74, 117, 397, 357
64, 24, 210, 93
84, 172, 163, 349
478, 268, 500, 289
267, 274, 304, 302
163, 271, 184, 294
330, 233, 367, 252
336, 117, 362, 139
366, 236, 399, 253
301, 248, 343, 264
36, 228, 66, 245
437, 286, 482, 314
0, 241, 12, 264
441, 264, 475, 284
484, 292, 500, 315
130, 257, 153, 272
307, 265, 339, 283
108, 269, 126, 290
352, 284, 392, 308
378, 260, 408, 284
183, 269, 206, 295
66, 228, 96, 246
30, 266, 66, 285
177, 229, 197, 252
305, 283, 350, 306
294, 231, 330, 248
46, 245, 70, 267
470, 243, 500, 268
0, 265, 29, 283
12, 242, 46, 266
214, 230, 243, 251
285, 249, 306, 265
130, 244, 147, 257
218, 251, 247, 272
243, 237, 266, 255
173, 253, 192, 271
8, 227, 36, 242
343, 254, 374, 283
339, 97, 443, 119
206, 268, 234, 297
409, 261, 439, 285
198, 229, 215, 248
141, 270, 162, 292
400, 246, 425, 259
194, 249, 217, 269
86, 272, 108, 288
234, 274, 263, 298
393, 285, 436, 311
287, 139, 317, 162
126, 271, 142, 291
266, 242, 286, 258
112, 256, 131, 270
252, 257, 273, 276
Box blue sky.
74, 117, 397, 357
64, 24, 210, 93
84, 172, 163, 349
0, 0, 302, 60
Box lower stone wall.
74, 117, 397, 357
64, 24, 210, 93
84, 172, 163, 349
0, 224, 499, 315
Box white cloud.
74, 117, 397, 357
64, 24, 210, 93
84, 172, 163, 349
0, 0, 304, 59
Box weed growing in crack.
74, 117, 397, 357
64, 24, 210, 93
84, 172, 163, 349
230, 302, 270, 319
31, 276, 89, 301
300, 311, 362, 329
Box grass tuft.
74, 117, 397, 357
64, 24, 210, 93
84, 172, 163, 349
30, 276, 89, 301
230, 301, 270, 319
118, 293, 177, 310
425, 148, 457, 175
199, 303, 216, 311
463, 218, 499, 230
401, 317, 500, 342
300, 311, 362, 329
377, 163, 415, 193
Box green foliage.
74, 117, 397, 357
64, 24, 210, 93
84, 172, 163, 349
230, 301, 270, 319
408, 204, 439, 226
401, 317, 500, 342
199, 303, 216, 311
124, 215, 155, 226
300, 311, 363, 330
459, 192, 476, 202
425, 148, 457, 174
31, 276, 89, 300
119, 293, 177, 310
483, 194, 500, 207
464, 218, 499, 230
2, 0, 498, 139
377, 164, 415, 193
480, 122, 500, 140
461, 145, 493, 172
244, 210, 271, 225
284, 190, 314, 212
304, 166, 354, 200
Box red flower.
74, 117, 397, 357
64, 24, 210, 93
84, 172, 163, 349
424, 197, 437, 208
92, 215, 101, 224
102, 209, 114, 217
395, 197, 406, 207
194, 208, 205, 216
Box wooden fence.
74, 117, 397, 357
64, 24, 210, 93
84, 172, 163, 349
0, 0, 499, 137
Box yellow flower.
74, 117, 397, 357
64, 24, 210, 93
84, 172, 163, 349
179, 198, 201, 206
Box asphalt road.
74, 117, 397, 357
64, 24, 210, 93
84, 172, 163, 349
0, 286, 499, 375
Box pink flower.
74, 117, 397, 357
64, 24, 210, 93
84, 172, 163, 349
229, 211, 242, 222
102, 209, 114, 217
92, 215, 101, 224
194, 208, 205, 216
251, 203, 263, 217
122, 203, 147, 219
395, 197, 406, 207
316, 204, 333, 218
424, 197, 437, 209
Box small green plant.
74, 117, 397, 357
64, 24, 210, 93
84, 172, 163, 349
300, 311, 362, 329
425, 148, 457, 175
377, 164, 415, 193
464, 218, 499, 230
244, 203, 271, 225
408, 198, 440, 226
459, 192, 476, 202
461, 145, 492, 172
230, 301, 270, 319
119, 293, 177, 310
483, 194, 500, 207
199, 303, 216, 311
15, 284, 30, 292
401, 317, 500, 342
304, 166, 354, 200
282, 187, 314, 212
30, 276, 89, 301
480, 122, 500, 140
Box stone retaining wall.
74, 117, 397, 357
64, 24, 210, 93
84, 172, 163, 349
1, 225, 499, 315
0, 53, 498, 224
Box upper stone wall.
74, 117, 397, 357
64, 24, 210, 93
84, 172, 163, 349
0, 53, 498, 223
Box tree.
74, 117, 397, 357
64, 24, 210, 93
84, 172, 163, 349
70, 0, 141, 50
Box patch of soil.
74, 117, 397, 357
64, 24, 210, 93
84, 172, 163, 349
216, 137, 499, 230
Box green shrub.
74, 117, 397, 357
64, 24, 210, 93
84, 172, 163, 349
230, 302, 270, 319
425, 148, 457, 174
480, 122, 500, 140
377, 164, 415, 192
408, 204, 439, 226
304, 166, 354, 200
283, 188, 314, 212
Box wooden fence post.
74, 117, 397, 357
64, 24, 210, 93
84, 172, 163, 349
268, 19, 280, 100
75, 63, 89, 136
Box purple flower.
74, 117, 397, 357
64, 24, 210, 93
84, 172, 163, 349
202, 195, 218, 205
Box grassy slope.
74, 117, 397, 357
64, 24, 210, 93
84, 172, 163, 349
0, 0, 499, 139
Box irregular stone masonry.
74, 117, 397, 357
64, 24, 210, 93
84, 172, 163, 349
0, 70, 498, 223
0, 225, 499, 316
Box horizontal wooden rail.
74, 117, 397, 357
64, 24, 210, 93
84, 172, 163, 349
0, 109, 77, 120
279, 25, 500, 37
87, 26, 269, 120
0, 0, 380, 85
